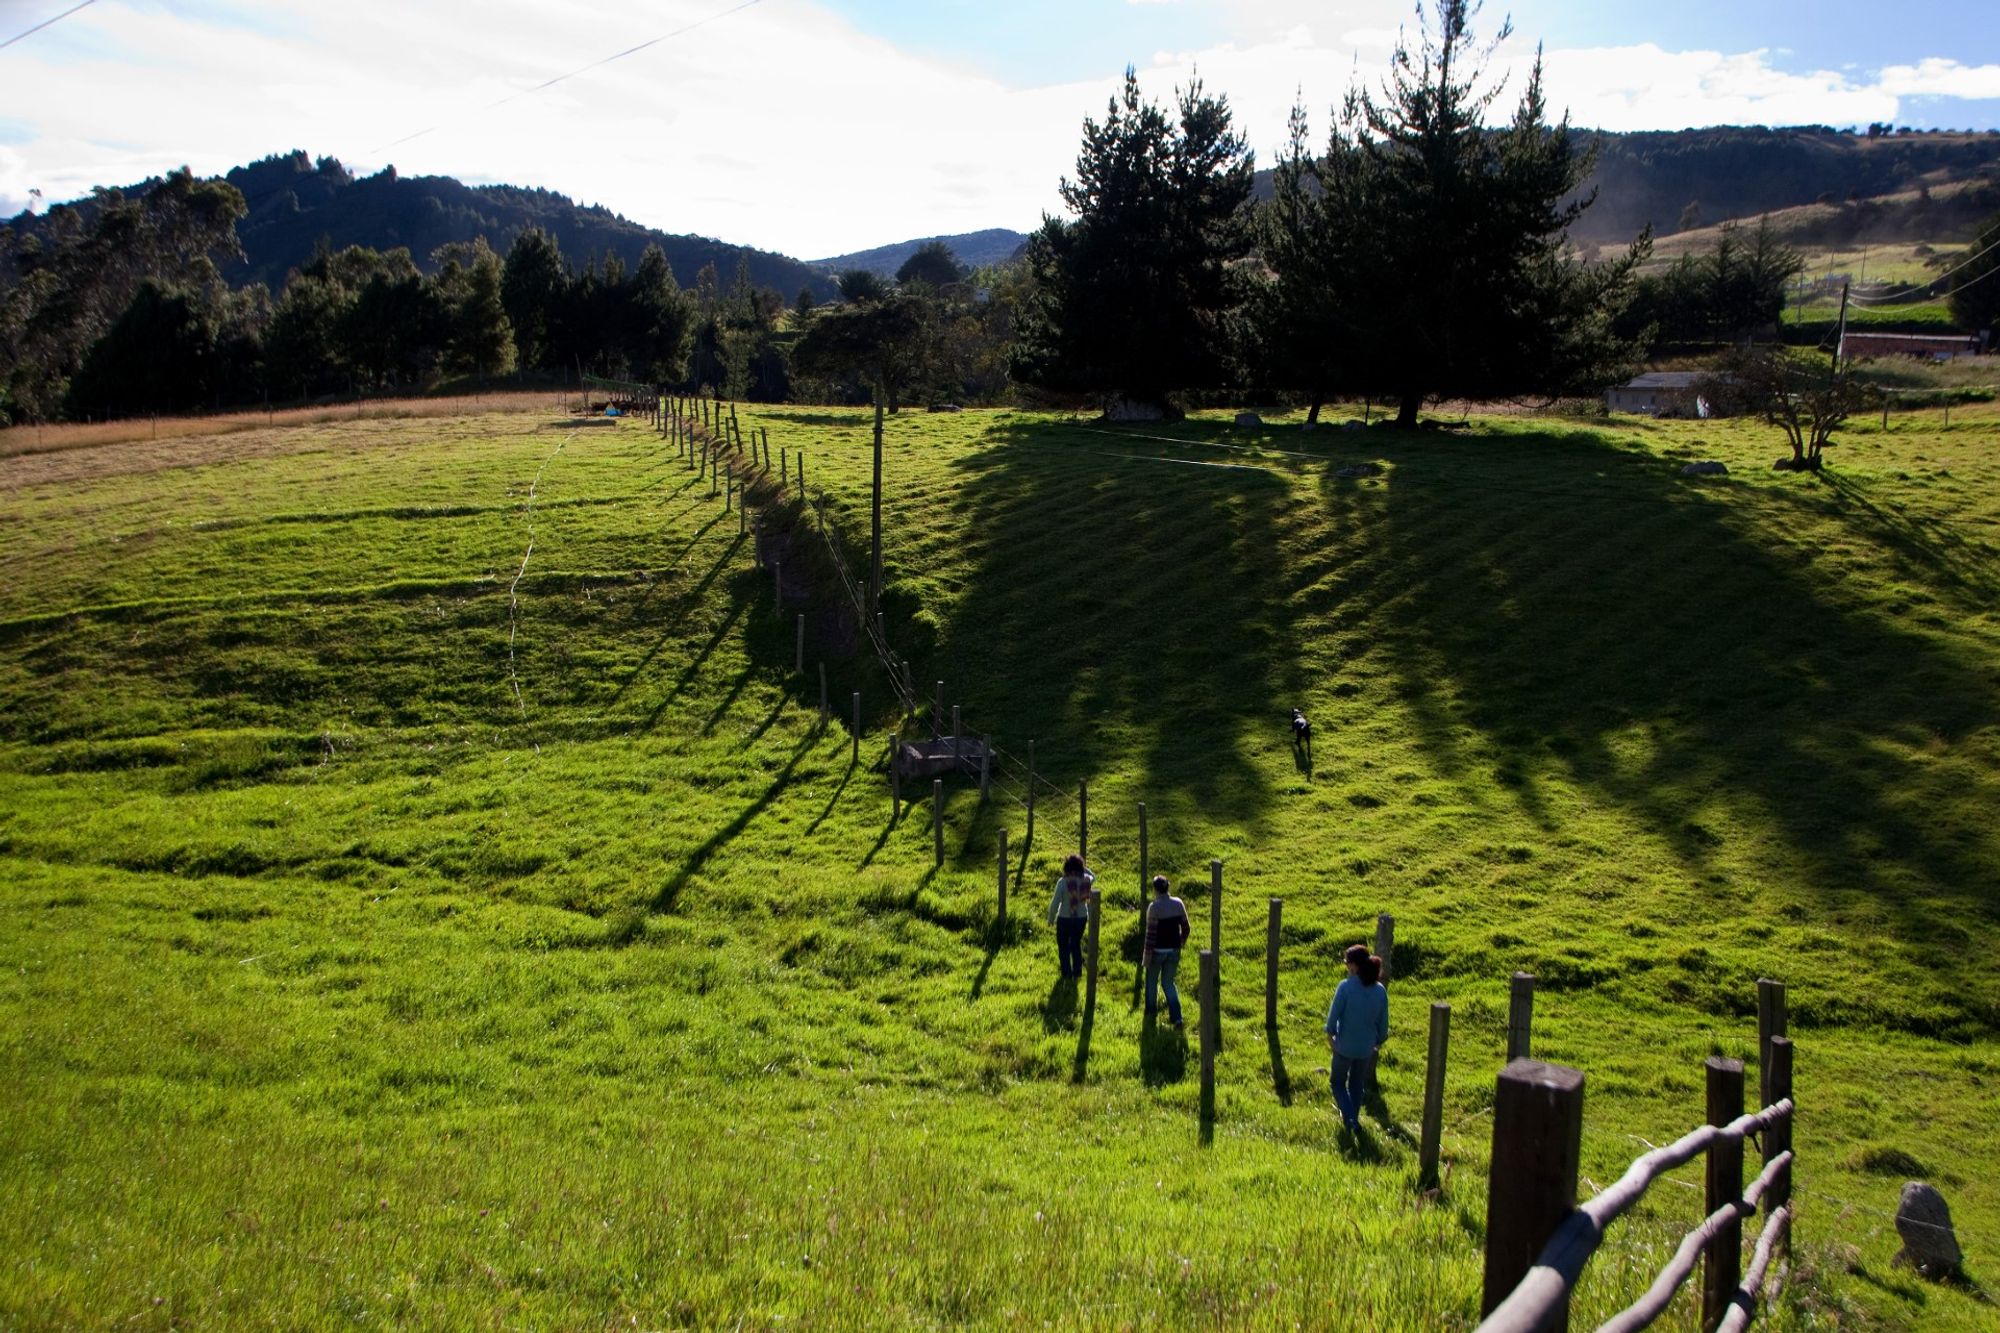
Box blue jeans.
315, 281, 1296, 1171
1332, 1052, 1373, 1128
1055, 916, 1086, 977
1145, 949, 1182, 1025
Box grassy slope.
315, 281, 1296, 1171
2, 401, 1997, 1328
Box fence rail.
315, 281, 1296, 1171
1478, 1028, 1796, 1333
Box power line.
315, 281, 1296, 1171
0, 0, 96, 51
373, 0, 765, 152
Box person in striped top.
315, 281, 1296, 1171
1143, 875, 1191, 1028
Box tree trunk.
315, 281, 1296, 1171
1305, 393, 1323, 428
1396, 392, 1421, 428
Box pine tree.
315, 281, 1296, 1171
1012, 67, 1255, 419
1270, 1, 1645, 426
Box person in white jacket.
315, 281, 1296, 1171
1047, 854, 1094, 979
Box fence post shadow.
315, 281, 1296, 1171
1071, 1008, 1094, 1083
1265, 1025, 1293, 1106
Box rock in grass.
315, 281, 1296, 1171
1893, 1181, 1964, 1278
1235, 412, 1263, 428
1681, 461, 1729, 476
1336, 463, 1385, 479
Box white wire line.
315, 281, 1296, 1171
0, 0, 95, 51
373, 0, 765, 152
506, 431, 572, 714
1845, 235, 2000, 309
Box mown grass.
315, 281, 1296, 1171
3, 396, 1998, 1327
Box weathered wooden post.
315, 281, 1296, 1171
1419, 1001, 1451, 1187
1481, 1060, 1584, 1324
798, 454, 805, 492
795, 614, 805, 674
1703, 1057, 1746, 1333
1084, 888, 1102, 1015
1756, 977, 1787, 1109
818, 663, 828, 727
1079, 781, 1089, 862
1025, 740, 1037, 844
1199, 948, 1218, 1130
1507, 971, 1535, 1061
932, 780, 945, 867
781, 447, 788, 485
851, 692, 861, 765
1765, 1036, 1794, 1255
1264, 898, 1282, 1028
1375, 913, 1395, 981
997, 827, 1009, 928
1209, 859, 1222, 958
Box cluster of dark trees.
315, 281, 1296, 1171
1619, 219, 1806, 346
1012, 2, 1647, 425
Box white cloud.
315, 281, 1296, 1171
0, 0, 1989, 258
1878, 59, 2000, 100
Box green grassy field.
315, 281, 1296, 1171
3, 398, 1998, 1328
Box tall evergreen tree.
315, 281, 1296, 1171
1271, 1, 1644, 426
432, 239, 516, 381
1013, 68, 1255, 419
500, 227, 569, 372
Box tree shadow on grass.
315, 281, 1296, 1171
650, 723, 821, 913
935, 420, 1309, 832
1315, 426, 2000, 1032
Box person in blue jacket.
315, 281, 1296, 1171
1326, 943, 1388, 1134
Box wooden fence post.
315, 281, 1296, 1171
1765, 1036, 1794, 1253
1079, 781, 1089, 863
1199, 949, 1218, 1131
1026, 740, 1037, 845
1375, 913, 1395, 981
1703, 1057, 1746, 1333
1265, 898, 1282, 1028
933, 779, 945, 867
1757, 978, 1787, 1109
1507, 971, 1535, 1061
781, 447, 788, 485
1209, 859, 1223, 958
795, 614, 805, 674
1085, 888, 1101, 1014
997, 827, 1009, 929
851, 692, 861, 765
1136, 802, 1150, 1002
1481, 1059, 1585, 1323
1420, 1001, 1451, 1187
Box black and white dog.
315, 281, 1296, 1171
1290, 708, 1312, 747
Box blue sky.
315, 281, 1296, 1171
2, 0, 1998, 255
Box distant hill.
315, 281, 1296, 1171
1650, 173, 2000, 262
812, 228, 1030, 279
1247, 127, 2000, 247
5, 150, 840, 301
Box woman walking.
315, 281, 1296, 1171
1325, 944, 1388, 1134
1047, 853, 1095, 979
